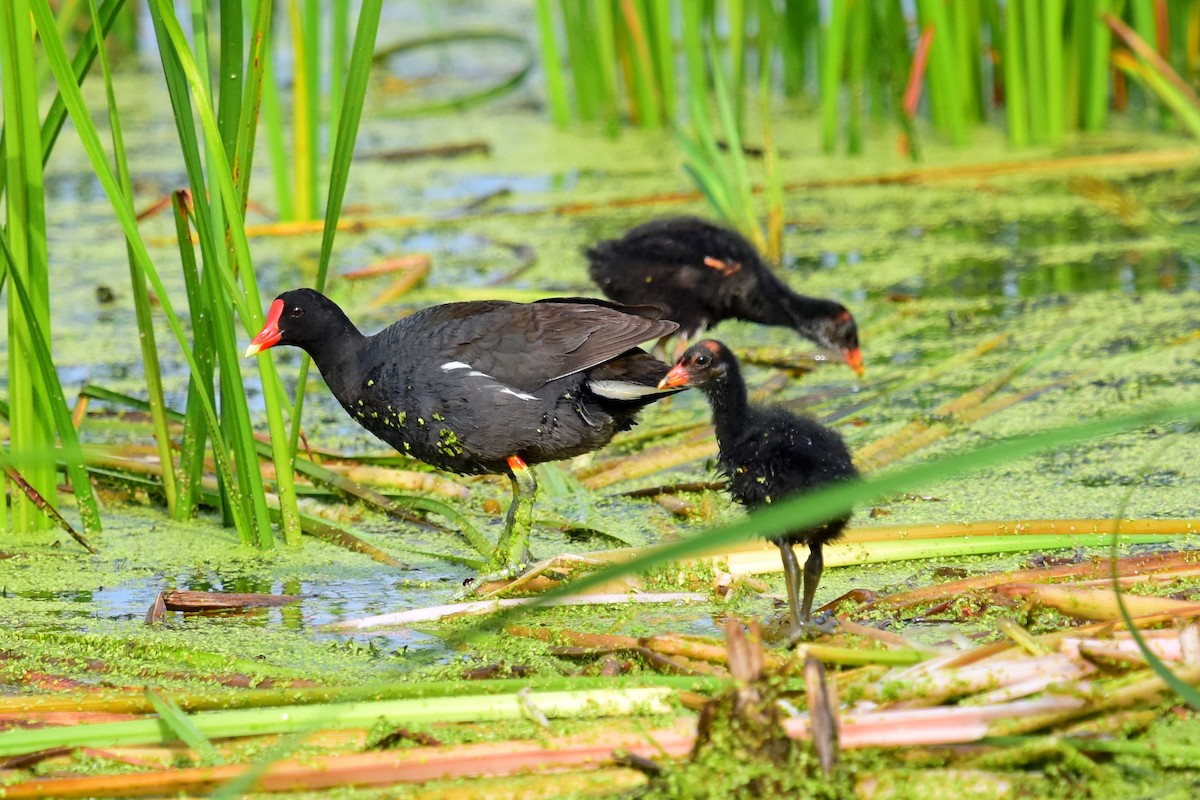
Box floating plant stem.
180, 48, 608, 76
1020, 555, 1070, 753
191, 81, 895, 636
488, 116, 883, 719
0, 689, 677, 757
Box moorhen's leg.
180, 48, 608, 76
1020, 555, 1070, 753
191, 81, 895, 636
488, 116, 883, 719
780, 540, 837, 646
776, 540, 805, 635
488, 454, 536, 572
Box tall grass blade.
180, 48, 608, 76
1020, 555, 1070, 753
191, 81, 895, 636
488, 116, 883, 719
819, 0, 847, 152
535, 0, 570, 126
1042, 0, 1066, 142
86, 0, 178, 516
173, 192, 214, 520
144, 690, 224, 765
0, 232, 101, 535
260, 30, 293, 219
648, 0, 675, 122
29, 1, 252, 538
1003, 0, 1030, 145
1, 0, 55, 533
148, 0, 275, 546
0, 0, 126, 196
282, 0, 382, 545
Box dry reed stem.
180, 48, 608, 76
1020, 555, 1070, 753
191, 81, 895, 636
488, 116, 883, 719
327, 465, 469, 499
996, 583, 1200, 621
862, 547, 1200, 611
0, 725, 696, 799
578, 439, 717, 490
162, 149, 1200, 247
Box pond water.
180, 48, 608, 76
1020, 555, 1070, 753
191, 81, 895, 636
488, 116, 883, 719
3, 11, 1200, 684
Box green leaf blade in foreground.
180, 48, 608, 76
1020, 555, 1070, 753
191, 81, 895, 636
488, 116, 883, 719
0, 689, 677, 756
145, 689, 224, 765
469, 397, 1200, 636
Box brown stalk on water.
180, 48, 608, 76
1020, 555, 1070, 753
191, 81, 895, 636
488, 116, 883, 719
324, 463, 469, 499
996, 583, 1200, 622
341, 254, 431, 280
367, 261, 432, 309
859, 547, 1200, 612
580, 438, 717, 490
0, 726, 696, 799
853, 355, 1046, 473
2, 466, 97, 553
506, 625, 727, 678
196, 150, 1200, 246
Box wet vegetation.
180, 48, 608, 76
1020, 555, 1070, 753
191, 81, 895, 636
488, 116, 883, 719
2, 0, 1200, 797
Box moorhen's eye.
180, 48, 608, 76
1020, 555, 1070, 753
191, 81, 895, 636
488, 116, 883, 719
290, 307, 304, 319
694, 354, 711, 367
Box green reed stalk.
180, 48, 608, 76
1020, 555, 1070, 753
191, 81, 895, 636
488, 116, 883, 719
283, 0, 383, 548
621, 0, 661, 127
0, 0, 54, 534
756, 2, 783, 263
881, 0, 920, 159
1130, 0, 1168, 126
535, 0, 570, 126
820, 0, 847, 152
151, 0, 308, 546
233, 0, 272, 212
302, 0, 322, 209
845, 0, 869, 155
1003, 0, 1030, 146
918, 0, 968, 144
260, 31, 292, 219
173, 194, 211, 520
560, 0, 598, 121
148, 1, 269, 543
726, 0, 746, 126
681, 0, 706, 117
86, 0, 178, 516
648, 0, 675, 122
711, 45, 757, 247
1043, 0, 1066, 142
285, 0, 316, 220
32, 0, 85, 96
955, 0, 985, 122
0, 237, 100, 535
0, 0, 123, 197
216, 0, 243, 161
593, 0, 620, 134
1080, 0, 1111, 131
1020, 0, 1048, 141
28, 1, 252, 539
329, 1, 349, 125
780, 0, 816, 98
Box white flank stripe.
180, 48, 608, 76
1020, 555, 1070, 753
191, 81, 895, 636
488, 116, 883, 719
587, 379, 662, 400
500, 387, 537, 401
441, 361, 471, 371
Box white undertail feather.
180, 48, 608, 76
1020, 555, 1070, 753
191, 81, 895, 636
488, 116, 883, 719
587, 379, 667, 400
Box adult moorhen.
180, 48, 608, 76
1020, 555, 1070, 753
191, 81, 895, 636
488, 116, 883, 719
659, 339, 858, 641
586, 216, 864, 374
246, 288, 681, 577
